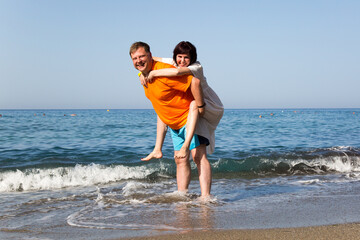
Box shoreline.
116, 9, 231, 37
117, 222, 360, 240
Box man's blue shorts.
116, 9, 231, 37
169, 125, 209, 151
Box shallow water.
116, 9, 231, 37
1, 109, 360, 239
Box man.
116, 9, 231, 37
129, 42, 212, 198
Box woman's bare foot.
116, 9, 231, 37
174, 146, 190, 159
141, 150, 163, 161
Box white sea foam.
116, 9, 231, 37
122, 181, 150, 197
66, 205, 180, 230
263, 155, 360, 173
0, 163, 156, 192
322, 156, 360, 172
296, 179, 321, 185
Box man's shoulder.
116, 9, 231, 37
153, 61, 176, 70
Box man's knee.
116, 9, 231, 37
192, 151, 203, 164
192, 146, 207, 163
175, 156, 189, 165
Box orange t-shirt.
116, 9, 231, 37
144, 61, 194, 130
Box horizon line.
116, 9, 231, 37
1, 107, 360, 111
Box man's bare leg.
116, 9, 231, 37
191, 144, 211, 197
174, 150, 191, 193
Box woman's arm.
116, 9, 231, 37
139, 65, 192, 86
145, 58, 203, 86
148, 67, 193, 80
148, 57, 194, 80
152, 56, 162, 62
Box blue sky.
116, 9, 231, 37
1, 0, 359, 109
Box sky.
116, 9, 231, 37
1, 0, 359, 109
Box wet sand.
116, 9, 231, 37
118, 223, 360, 240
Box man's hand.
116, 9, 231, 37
146, 72, 155, 84
139, 74, 148, 88
140, 72, 156, 88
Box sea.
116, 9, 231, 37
1, 109, 360, 239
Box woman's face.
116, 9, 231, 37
176, 54, 191, 67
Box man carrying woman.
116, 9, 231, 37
129, 41, 223, 199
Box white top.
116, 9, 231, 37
161, 58, 224, 154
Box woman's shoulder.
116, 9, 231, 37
188, 61, 205, 79
188, 61, 203, 71
189, 61, 203, 70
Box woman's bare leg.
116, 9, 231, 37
175, 101, 198, 159
141, 116, 167, 161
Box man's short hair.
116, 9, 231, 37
129, 42, 150, 56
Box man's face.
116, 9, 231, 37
130, 47, 152, 74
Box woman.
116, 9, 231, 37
140, 41, 223, 198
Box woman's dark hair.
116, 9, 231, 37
173, 41, 197, 65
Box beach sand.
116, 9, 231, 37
118, 223, 360, 240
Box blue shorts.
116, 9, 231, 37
169, 125, 209, 151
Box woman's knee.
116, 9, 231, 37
189, 100, 198, 112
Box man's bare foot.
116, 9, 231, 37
174, 146, 189, 159
197, 194, 216, 203
141, 150, 163, 161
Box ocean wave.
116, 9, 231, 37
2, 147, 360, 192
0, 163, 170, 193
212, 146, 360, 176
